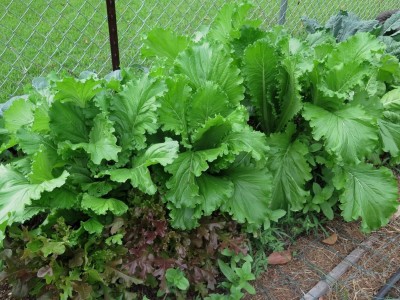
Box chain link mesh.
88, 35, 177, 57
1, 0, 398, 101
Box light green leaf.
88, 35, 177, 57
243, 39, 279, 133
165, 149, 223, 208
188, 82, 232, 130
0, 165, 69, 232
326, 32, 384, 67
32, 102, 50, 132
111, 75, 167, 150
227, 128, 268, 160
303, 103, 378, 163
103, 168, 156, 195
176, 42, 244, 106
100, 139, 179, 194
333, 164, 399, 232
207, 2, 258, 44
14, 188, 77, 223
378, 118, 400, 158
217, 259, 237, 282
168, 205, 201, 230
54, 77, 102, 108
83, 218, 103, 234
28, 144, 59, 184
158, 77, 191, 146
136, 139, 179, 167
267, 127, 312, 211
81, 194, 128, 216
275, 57, 304, 131
41, 240, 66, 257
69, 113, 121, 164
16, 128, 54, 155
2, 98, 35, 134
142, 29, 189, 62
82, 181, 114, 197
196, 174, 233, 216
222, 166, 272, 226
165, 268, 190, 291
381, 88, 400, 112
319, 61, 373, 101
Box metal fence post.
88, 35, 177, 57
106, 0, 120, 70
278, 0, 289, 25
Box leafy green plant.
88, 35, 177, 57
1, 2, 399, 299
302, 10, 400, 58
173, 3, 399, 232
234, 24, 400, 231
205, 249, 255, 300
140, 2, 285, 232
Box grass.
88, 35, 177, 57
0, 0, 398, 102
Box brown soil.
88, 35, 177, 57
0, 282, 12, 300
246, 218, 400, 300
247, 175, 400, 300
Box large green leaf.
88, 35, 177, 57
267, 127, 312, 211
142, 28, 189, 62
319, 61, 373, 101
243, 39, 279, 133
303, 103, 379, 163
16, 128, 53, 155
333, 164, 399, 231
111, 75, 167, 150
222, 166, 272, 226
16, 188, 79, 223
99, 139, 179, 195
196, 174, 233, 216
275, 57, 304, 131
165, 148, 223, 208
188, 82, 232, 131
2, 98, 35, 134
326, 32, 384, 67
378, 118, 400, 158
67, 113, 121, 164
168, 205, 202, 230
49, 101, 90, 144
158, 77, 191, 146
165, 174, 233, 229
222, 128, 268, 162
81, 194, 128, 216
31, 102, 51, 132
175, 43, 244, 106
54, 77, 102, 108
28, 144, 60, 184
381, 88, 400, 112
191, 116, 232, 151
207, 2, 258, 45
0, 165, 69, 235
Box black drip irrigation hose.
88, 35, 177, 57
373, 267, 400, 300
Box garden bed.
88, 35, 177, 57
248, 176, 400, 300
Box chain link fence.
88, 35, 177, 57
0, 0, 399, 100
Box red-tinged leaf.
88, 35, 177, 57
37, 265, 53, 278
322, 233, 338, 245
72, 282, 93, 300
267, 250, 292, 265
